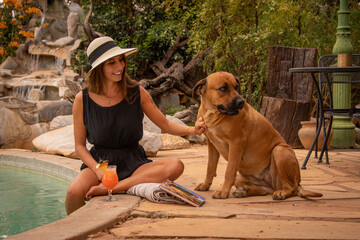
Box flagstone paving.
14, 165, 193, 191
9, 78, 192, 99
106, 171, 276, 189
1, 145, 359, 240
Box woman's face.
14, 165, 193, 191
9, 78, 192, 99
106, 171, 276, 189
102, 55, 125, 82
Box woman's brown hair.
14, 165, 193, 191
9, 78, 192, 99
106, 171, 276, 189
86, 55, 139, 103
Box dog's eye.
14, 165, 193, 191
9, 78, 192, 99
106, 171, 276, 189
219, 86, 228, 92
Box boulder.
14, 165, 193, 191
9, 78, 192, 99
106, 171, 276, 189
160, 133, 190, 150
166, 114, 206, 145
185, 134, 207, 145
32, 125, 86, 158
50, 115, 73, 130
0, 96, 37, 109
32, 124, 163, 158
0, 107, 32, 148
0, 83, 4, 97
0, 97, 75, 150
42, 36, 75, 48
17, 110, 40, 125
28, 88, 45, 101
67, 12, 80, 39
143, 115, 161, 134
139, 130, 163, 157
24, 123, 49, 149
62, 70, 80, 84
37, 100, 72, 122
166, 114, 186, 126
0, 56, 18, 70
0, 69, 12, 77
173, 104, 199, 124
61, 78, 82, 102
154, 92, 180, 113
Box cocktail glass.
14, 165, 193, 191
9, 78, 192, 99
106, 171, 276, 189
102, 165, 119, 201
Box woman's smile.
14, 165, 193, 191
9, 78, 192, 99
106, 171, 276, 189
103, 55, 125, 81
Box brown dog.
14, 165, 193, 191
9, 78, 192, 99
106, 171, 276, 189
193, 71, 322, 200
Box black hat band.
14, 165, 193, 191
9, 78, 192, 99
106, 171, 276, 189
89, 41, 118, 65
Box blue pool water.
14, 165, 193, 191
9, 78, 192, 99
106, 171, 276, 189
0, 165, 69, 237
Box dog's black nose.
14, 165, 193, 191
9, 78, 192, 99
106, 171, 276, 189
235, 98, 244, 109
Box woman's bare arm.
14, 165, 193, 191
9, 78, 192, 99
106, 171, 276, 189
73, 91, 103, 180
139, 86, 206, 136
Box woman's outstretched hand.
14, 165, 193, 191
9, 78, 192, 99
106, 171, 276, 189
85, 184, 108, 200
194, 117, 207, 135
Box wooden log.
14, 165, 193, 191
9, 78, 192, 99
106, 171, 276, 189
259, 96, 311, 148
267, 46, 317, 102
293, 48, 317, 102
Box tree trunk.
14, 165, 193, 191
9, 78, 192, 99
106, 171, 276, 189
260, 96, 311, 148
266, 46, 317, 102
139, 34, 210, 99
83, 0, 101, 42
261, 46, 317, 148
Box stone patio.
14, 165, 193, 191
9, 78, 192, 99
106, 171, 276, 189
1, 145, 359, 240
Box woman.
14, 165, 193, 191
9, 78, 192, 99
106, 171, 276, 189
65, 36, 206, 215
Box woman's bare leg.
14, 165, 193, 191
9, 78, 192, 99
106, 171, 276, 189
113, 159, 184, 192
84, 159, 184, 202
65, 168, 100, 215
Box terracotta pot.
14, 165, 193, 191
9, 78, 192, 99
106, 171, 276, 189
298, 121, 333, 150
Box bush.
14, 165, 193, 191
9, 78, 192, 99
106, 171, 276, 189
0, 0, 41, 63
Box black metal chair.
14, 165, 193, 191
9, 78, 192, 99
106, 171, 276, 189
289, 56, 360, 169
313, 54, 360, 164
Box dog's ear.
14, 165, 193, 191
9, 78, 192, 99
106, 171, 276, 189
192, 78, 207, 100
234, 76, 241, 94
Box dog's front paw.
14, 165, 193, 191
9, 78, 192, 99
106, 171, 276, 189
232, 186, 247, 198
195, 183, 210, 191
212, 190, 229, 199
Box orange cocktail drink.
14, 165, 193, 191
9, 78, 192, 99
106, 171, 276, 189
102, 165, 118, 201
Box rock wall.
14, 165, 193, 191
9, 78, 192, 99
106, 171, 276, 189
0, 97, 72, 149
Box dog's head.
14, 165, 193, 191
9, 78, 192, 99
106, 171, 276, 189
193, 72, 245, 116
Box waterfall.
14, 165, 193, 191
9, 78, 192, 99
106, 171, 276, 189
55, 57, 65, 74
13, 85, 45, 101
29, 54, 39, 72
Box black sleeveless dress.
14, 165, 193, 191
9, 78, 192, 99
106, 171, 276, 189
80, 86, 152, 180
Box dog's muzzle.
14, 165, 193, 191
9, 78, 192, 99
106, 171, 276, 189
216, 98, 244, 116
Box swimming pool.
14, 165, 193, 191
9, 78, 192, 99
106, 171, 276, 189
0, 149, 136, 240
0, 165, 69, 237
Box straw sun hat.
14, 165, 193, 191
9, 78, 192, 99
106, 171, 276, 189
84, 36, 137, 80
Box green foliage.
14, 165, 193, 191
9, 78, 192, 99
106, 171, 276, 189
80, 0, 199, 77
70, 36, 90, 75
165, 105, 186, 116
77, 0, 360, 109
189, 0, 360, 109
32, 148, 41, 152
186, 122, 195, 127
349, 1, 360, 53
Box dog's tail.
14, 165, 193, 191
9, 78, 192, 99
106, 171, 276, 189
296, 185, 323, 198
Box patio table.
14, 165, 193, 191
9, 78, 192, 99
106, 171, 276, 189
289, 66, 360, 169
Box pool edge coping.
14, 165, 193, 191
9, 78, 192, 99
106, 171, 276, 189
0, 149, 141, 240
